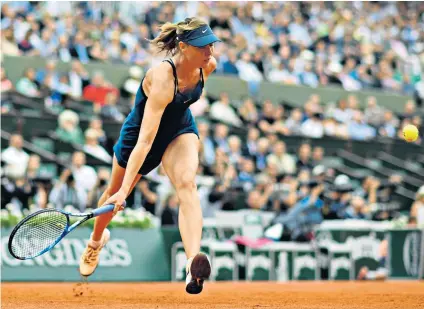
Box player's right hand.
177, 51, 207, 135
103, 189, 127, 215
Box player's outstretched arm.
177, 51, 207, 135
104, 64, 174, 210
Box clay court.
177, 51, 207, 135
2, 281, 423, 309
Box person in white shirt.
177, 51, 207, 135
1, 134, 29, 178
235, 52, 263, 83
266, 141, 296, 174
227, 135, 243, 166
209, 92, 243, 127
83, 129, 112, 163
301, 113, 325, 138
70, 151, 97, 193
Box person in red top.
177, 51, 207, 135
82, 72, 119, 107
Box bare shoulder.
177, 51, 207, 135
203, 56, 217, 78
144, 62, 175, 105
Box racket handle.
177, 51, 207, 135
92, 201, 126, 217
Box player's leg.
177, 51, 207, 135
92, 155, 142, 241
162, 133, 210, 294
80, 155, 141, 276
162, 133, 202, 259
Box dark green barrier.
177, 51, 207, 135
3, 56, 130, 88
387, 229, 424, 279
3, 55, 412, 113
1, 227, 170, 282
258, 82, 412, 114
315, 223, 386, 277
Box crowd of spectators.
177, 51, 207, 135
1, 2, 424, 239
1, 2, 423, 98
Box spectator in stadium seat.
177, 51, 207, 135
100, 92, 125, 123
238, 97, 258, 125
257, 100, 278, 134
364, 96, 385, 128
253, 137, 270, 172
1, 171, 37, 211
197, 121, 215, 168
83, 71, 120, 107
378, 110, 398, 138
69, 31, 90, 63
242, 127, 259, 157
18, 29, 37, 55
88, 117, 107, 147
285, 108, 303, 136
238, 158, 256, 190
312, 146, 325, 166
209, 92, 243, 127
296, 143, 313, 171
299, 62, 319, 88
189, 88, 209, 118
1, 67, 13, 93
266, 141, 296, 174
87, 168, 110, 210
56, 34, 72, 63
332, 99, 352, 124
128, 179, 158, 215
70, 151, 97, 193
130, 43, 150, 67
348, 110, 377, 141
209, 7, 233, 41
246, 188, 272, 211
343, 195, 371, 220
410, 186, 424, 227
402, 100, 417, 119
161, 193, 179, 226
212, 123, 230, 153
301, 112, 325, 138
1, 134, 29, 178
227, 135, 243, 166
83, 128, 112, 163
0, 27, 21, 56
68, 61, 90, 100
267, 61, 290, 84
221, 48, 239, 76
55, 109, 85, 145
33, 28, 57, 58
49, 169, 88, 211
88, 40, 109, 62
322, 113, 349, 139
16, 68, 41, 98
235, 51, 263, 94
36, 60, 59, 87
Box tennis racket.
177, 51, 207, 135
7, 202, 124, 260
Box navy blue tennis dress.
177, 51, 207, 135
113, 59, 202, 175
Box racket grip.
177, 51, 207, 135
92, 201, 126, 217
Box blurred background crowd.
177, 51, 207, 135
1, 1, 424, 241
1, 1, 424, 95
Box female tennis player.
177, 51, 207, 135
79, 17, 220, 294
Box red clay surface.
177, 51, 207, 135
2, 282, 424, 309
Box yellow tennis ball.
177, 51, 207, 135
403, 124, 419, 142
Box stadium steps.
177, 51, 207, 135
377, 152, 424, 182
417, 155, 424, 169
2, 113, 123, 141
1, 129, 66, 168
31, 137, 55, 153
47, 131, 111, 167
319, 156, 344, 169
337, 150, 422, 193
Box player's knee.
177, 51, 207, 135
175, 169, 197, 191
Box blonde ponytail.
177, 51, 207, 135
150, 17, 208, 55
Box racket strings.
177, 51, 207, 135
10, 211, 68, 259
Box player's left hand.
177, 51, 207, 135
103, 189, 127, 215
